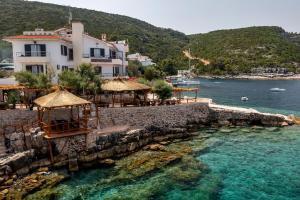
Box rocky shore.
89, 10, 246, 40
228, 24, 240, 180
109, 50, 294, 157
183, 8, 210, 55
0, 102, 294, 199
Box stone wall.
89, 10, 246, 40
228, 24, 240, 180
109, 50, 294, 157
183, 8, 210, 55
0, 103, 292, 177
98, 103, 210, 129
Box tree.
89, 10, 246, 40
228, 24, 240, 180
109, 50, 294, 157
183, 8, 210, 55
152, 80, 173, 102
7, 90, 20, 109
144, 66, 162, 81
127, 61, 141, 77
59, 63, 101, 96
160, 59, 178, 75
15, 71, 51, 89
15, 71, 52, 110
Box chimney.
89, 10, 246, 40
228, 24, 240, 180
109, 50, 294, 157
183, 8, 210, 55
72, 21, 84, 68
101, 33, 107, 41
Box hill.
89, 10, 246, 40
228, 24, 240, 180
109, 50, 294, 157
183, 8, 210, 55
188, 26, 300, 74
0, 0, 188, 63
1, 0, 300, 75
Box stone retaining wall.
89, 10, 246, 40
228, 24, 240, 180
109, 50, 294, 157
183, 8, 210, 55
0, 103, 292, 177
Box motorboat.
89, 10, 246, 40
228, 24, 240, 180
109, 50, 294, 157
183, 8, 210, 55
177, 79, 201, 85
241, 97, 249, 101
270, 88, 286, 92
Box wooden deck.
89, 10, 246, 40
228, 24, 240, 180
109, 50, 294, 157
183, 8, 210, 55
43, 128, 90, 139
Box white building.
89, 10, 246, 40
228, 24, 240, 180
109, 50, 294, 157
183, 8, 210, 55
127, 53, 155, 67
3, 22, 129, 82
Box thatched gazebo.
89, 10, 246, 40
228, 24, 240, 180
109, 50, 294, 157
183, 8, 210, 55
100, 79, 151, 107
34, 89, 92, 162
34, 89, 92, 138
173, 87, 199, 103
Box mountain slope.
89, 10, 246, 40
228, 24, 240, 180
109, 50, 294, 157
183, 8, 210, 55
188, 26, 300, 74
0, 0, 188, 62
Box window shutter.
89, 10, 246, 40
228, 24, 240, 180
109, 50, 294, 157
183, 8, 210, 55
40, 44, 46, 57
64, 46, 68, 56
90, 48, 94, 57
61, 45, 64, 55
25, 45, 31, 56
100, 48, 105, 57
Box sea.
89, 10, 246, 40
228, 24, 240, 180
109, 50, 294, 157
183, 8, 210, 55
27, 79, 300, 200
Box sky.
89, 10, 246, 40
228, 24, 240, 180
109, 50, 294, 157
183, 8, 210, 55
29, 0, 300, 34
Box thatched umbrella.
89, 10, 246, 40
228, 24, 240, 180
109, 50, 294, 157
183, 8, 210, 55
101, 79, 151, 107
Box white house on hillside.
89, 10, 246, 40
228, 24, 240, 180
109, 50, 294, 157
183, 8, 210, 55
3, 22, 129, 82
127, 53, 155, 67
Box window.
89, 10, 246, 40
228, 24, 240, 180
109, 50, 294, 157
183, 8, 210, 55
26, 65, 44, 74
57, 65, 60, 70
94, 66, 102, 75
24, 44, 46, 57
113, 66, 120, 76
61, 45, 68, 56
90, 48, 105, 58
68, 49, 73, 60
62, 66, 69, 71
110, 50, 116, 59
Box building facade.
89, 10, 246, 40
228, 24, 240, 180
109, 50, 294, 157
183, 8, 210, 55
127, 53, 155, 67
3, 22, 129, 82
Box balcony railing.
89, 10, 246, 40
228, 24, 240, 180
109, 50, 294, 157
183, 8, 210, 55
16, 51, 49, 57
82, 54, 121, 60
99, 73, 128, 78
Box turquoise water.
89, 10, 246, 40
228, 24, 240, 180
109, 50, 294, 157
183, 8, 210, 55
28, 79, 300, 200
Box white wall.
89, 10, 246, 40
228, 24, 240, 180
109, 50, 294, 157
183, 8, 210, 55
11, 40, 74, 82
83, 36, 111, 57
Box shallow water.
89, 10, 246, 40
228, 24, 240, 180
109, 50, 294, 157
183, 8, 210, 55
27, 126, 300, 200
28, 79, 300, 200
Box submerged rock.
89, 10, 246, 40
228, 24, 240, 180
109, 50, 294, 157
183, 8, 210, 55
1, 171, 68, 199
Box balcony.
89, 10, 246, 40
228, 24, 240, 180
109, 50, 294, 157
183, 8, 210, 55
82, 54, 124, 65
15, 51, 50, 63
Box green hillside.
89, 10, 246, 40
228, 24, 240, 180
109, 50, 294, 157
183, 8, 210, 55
0, 0, 188, 62
188, 26, 300, 74
1, 0, 300, 75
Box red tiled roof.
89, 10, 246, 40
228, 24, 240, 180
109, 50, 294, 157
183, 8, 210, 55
4, 35, 61, 40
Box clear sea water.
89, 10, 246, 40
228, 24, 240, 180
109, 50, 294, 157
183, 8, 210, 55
28, 79, 300, 200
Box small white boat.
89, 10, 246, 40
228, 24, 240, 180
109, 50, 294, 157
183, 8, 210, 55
241, 97, 249, 101
177, 80, 201, 85
270, 88, 286, 92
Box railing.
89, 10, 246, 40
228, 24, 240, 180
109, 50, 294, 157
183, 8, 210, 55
82, 54, 121, 60
41, 120, 86, 136
16, 51, 49, 57
100, 73, 128, 78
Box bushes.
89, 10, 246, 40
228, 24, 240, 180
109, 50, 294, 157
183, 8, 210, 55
144, 66, 163, 81
152, 80, 173, 101
59, 63, 101, 95
14, 71, 51, 89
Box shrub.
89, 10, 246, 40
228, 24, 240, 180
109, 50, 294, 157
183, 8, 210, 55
152, 80, 173, 101
7, 90, 20, 109
144, 66, 162, 81
15, 71, 51, 89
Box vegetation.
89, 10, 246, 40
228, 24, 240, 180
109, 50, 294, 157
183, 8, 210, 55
7, 90, 20, 109
0, 0, 187, 63
189, 26, 300, 75
144, 67, 164, 81
0, 70, 8, 78
59, 63, 101, 95
15, 71, 51, 89
152, 80, 173, 102
1, 1, 300, 75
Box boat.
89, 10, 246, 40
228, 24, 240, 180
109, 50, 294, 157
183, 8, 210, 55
177, 79, 200, 85
270, 88, 286, 92
241, 97, 249, 101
